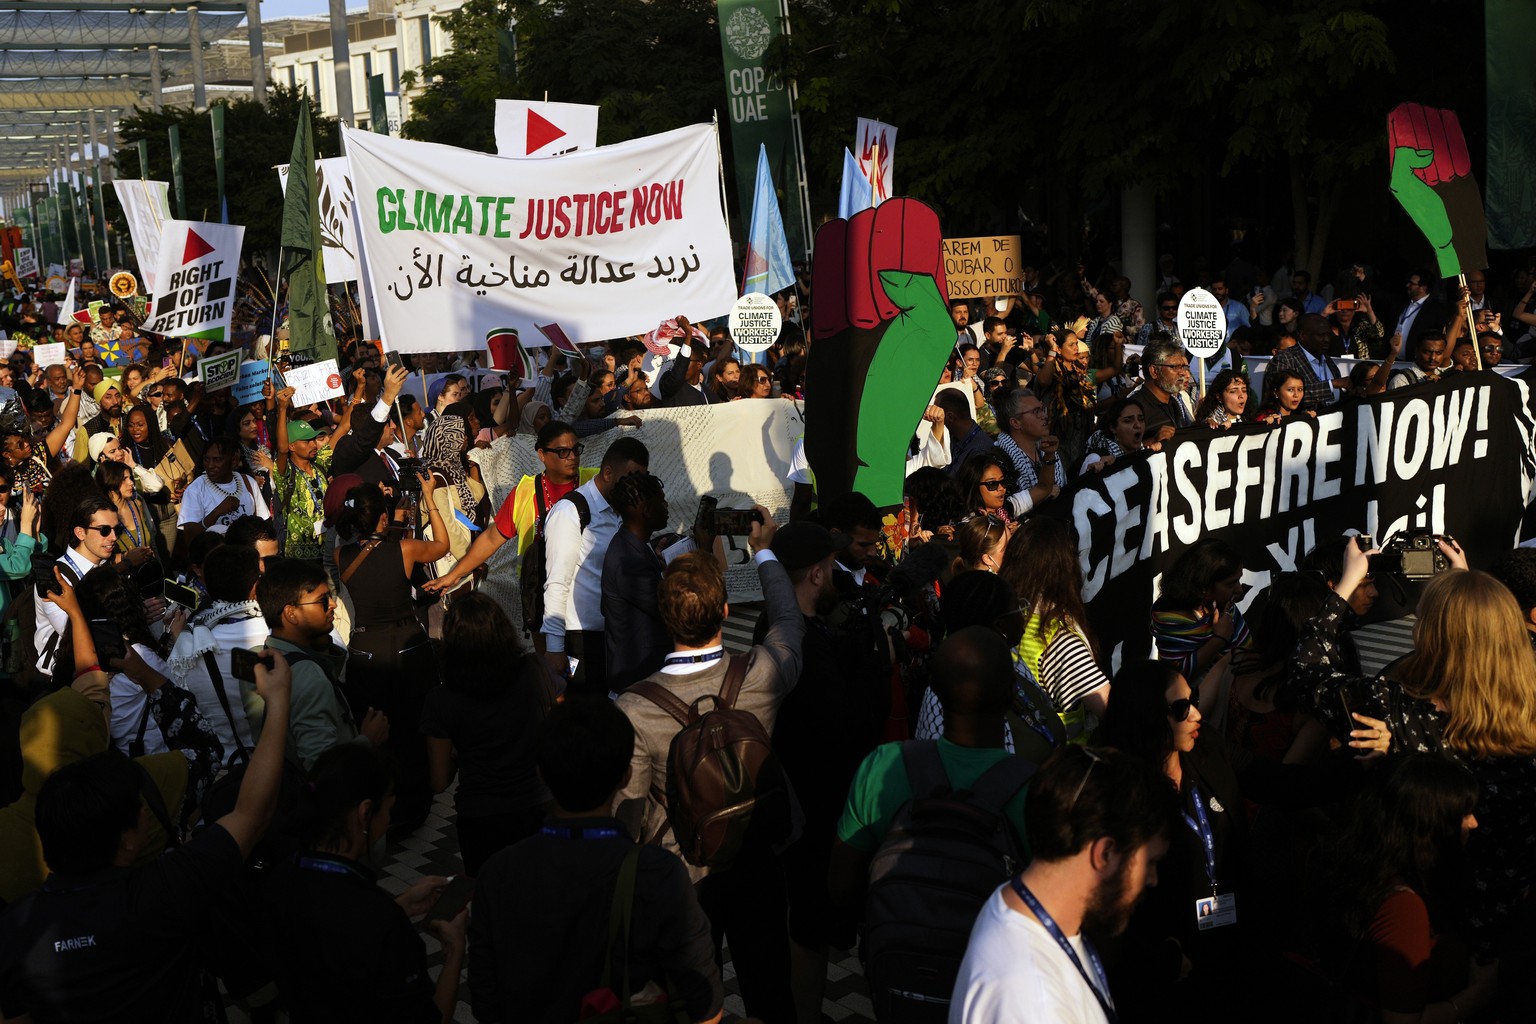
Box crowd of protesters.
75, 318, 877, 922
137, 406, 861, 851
0, 246, 1532, 1024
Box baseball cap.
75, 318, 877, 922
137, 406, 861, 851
322, 472, 364, 524
287, 419, 320, 443
771, 521, 854, 573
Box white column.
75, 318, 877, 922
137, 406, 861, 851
149, 45, 164, 112
246, 0, 268, 107
329, 0, 355, 125
1121, 183, 1156, 315
188, 4, 207, 111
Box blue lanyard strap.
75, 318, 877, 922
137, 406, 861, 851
1182, 784, 1218, 892
297, 855, 371, 882
541, 825, 621, 840
663, 650, 724, 667
1010, 878, 1117, 1024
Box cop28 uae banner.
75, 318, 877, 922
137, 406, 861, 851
341, 124, 736, 356
1056, 372, 1536, 669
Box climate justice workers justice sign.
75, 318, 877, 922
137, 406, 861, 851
342, 123, 736, 355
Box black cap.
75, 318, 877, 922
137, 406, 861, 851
770, 522, 854, 573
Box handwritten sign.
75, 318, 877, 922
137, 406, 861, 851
341, 123, 735, 355
232, 359, 271, 406
285, 358, 346, 407
941, 235, 1025, 300
198, 350, 243, 392
14, 248, 38, 280
33, 342, 66, 368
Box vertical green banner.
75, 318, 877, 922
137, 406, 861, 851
137, 139, 150, 179
56, 180, 80, 269
716, 0, 808, 260
1486, 0, 1536, 249
211, 104, 228, 222
368, 74, 388, 134
168, 124, 186, 219
91, 167, 110, 272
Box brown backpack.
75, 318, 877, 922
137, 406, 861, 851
629, 654, 791, 869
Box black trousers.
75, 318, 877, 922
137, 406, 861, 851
695, 847, 795, 1024
564, 629, 608, 699
345, 619, 439, 834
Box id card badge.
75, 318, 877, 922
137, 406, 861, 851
1195, 893, 1237, 930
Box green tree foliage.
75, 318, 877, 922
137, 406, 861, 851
113, 87, 340, 256
402, 0, 721, 152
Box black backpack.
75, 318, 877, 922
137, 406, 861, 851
518, 477, 590, 632
861, 741, 1035, 1023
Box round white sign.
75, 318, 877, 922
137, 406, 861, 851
1176, 287, 1228, 358
728, 292, 783, 353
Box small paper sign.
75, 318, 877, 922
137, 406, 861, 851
285, 358, 346, 407
33, 342, 67, 368
198, 350, 243, 392
232, 359, 271, 406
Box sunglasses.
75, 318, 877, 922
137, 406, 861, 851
539, 445, 583, 459
1168, 687, 1200, 722
83, 524, 122, 538
979, 480, 1008, 492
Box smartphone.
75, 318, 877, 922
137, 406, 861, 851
1338, 679, 1380, 724
31, 552, 62, 598
1335, 299, 1357, 311
230, 647, 275, 684
163, 578, 200, 611
87, 617, 127, 666
709, 506, 764, 536
426, 874, 476, 923
385, 350, 404, 371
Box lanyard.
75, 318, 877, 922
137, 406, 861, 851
541, 825, 621, 840
297, 855, 371, 882
663, 649, 723, 667
1010, 878, 1117, 1024
1182, 784, 1219, 894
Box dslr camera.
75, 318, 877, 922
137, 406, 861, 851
1368, 528, 1451, 582
394, 457, 425, 493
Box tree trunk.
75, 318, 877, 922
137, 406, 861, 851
1306, 180, 1344, 285
1290, 155, 1310, 274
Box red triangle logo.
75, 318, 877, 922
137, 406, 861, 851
526, 109, 567, 155
182, 227, 215, 263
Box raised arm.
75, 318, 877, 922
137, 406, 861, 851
43, 366, 85, 457
216, 649, 292, 857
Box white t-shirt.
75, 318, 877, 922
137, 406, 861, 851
109, 644, 177, 757
949, 887, 1111, 1024
177, 472, 270, 534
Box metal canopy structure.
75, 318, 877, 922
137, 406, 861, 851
0, 0, 268, 273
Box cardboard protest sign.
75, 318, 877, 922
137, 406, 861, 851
342, 123, 736, 355
32, 343, 66, 367
140, 221, 244, 343
941, 236, 1025, 300
1387, 103, 1488, 279
232, 360, 271, 406
15, 248, 37, 280
198, 350, 242, 392
284, 358, 346, 407
1054, 372, 1536, 670
0, 339, 16, 360
494, 100, 600, 158
110, 180, 173, 293
276, 157, 359, 283
806, 198, 951, 507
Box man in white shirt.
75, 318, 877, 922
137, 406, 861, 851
950, 746, 1178, 1024
35, 495, 125, 681
541, 436, 650, 697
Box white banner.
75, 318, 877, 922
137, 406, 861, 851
494, 99, 600, 158
471, 398, 801, 617
855, 117, 897, 203
15, 248, 38, 279
343, 123, 736, 355
140, 220, 244, 343
110, 180, 173, 293
276, 157, 360, 283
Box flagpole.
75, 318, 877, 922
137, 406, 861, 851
268, 247, 284, 376
713, 111, 732, 249
1458, 273, 1483, 372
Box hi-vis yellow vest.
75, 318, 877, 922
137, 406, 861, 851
509, 469, 599, 556
1015, 615, 1090, 743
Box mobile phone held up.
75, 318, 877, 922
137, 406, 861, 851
427, 874, 475, 923
693, 495, 763, 536
164, 578, 200, 611
230, 647, 275, 684
31, 553, 62, 599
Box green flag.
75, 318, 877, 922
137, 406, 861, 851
91, 167, 110, 272
137, 140, 149, 179
211, 104, 228, 223
1486, 0, 1536, 249
282, 102, 337, 363
368, 74, 388, 134
168, 124, 186, 218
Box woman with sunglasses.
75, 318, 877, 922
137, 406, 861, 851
1095, 659, 1389, 1018
954, 451, 1017, 525
742, 365, 774, 399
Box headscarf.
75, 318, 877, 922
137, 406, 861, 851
419, 410, 477, 512
519, 399, 550, 435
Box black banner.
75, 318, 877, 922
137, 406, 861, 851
1056, 370, 1536, 667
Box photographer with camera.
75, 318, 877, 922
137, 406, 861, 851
1297, 534, 1536, 958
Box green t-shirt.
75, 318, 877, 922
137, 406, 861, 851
836, 737, 1028, 852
